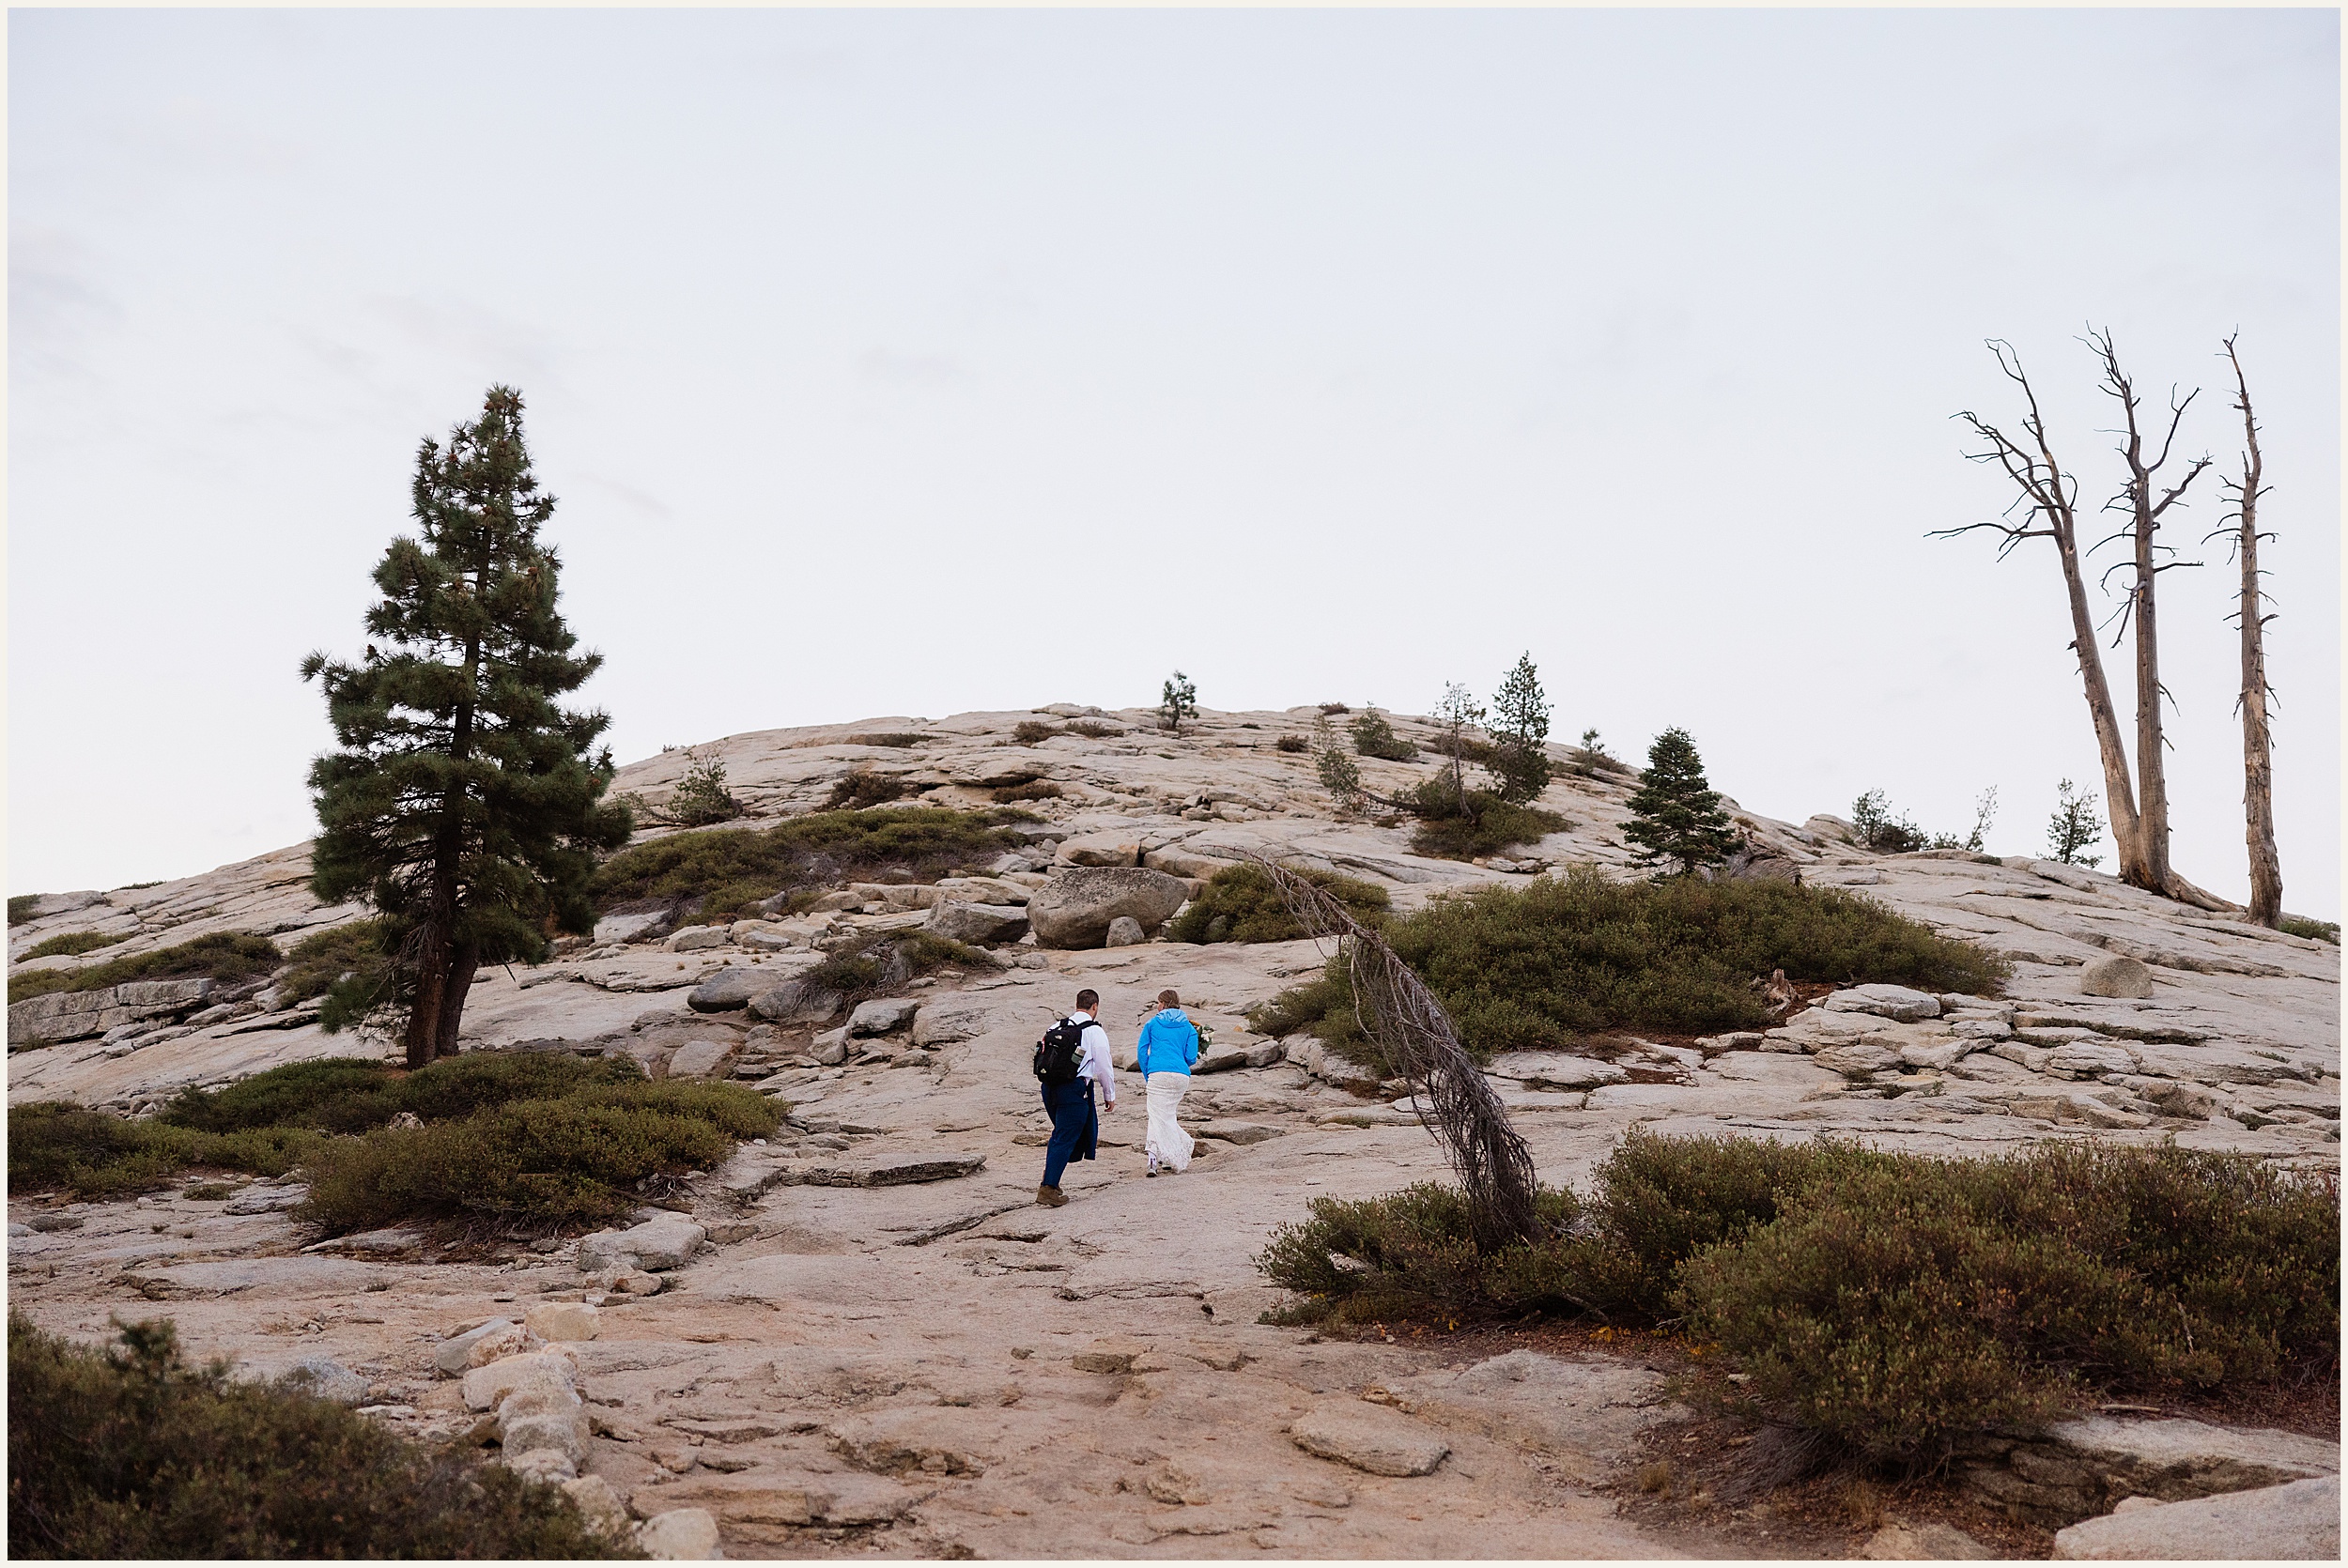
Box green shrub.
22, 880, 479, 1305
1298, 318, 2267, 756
826, 769, 911, 810
993, 779, 1063, 804
2280, 915, 2340, 945
19, 931, 128, 961
846, 732, 925, 747
1349, 710, 1418, 761
1012, 720, 1058, 745
1169, 863, 1390, 945
1850, 789, 1929, 854
8, 1314, 631, 1559
587, 807, 1032, 926
385, 1053, 642, 1126
1258, 1133, 2339, 1465
1251, 866, 2005, 1068
803, 930, 994, 1002
161, 1059, 402, 1137
8, 894, 45, 926
1062, 719, 1122, 738
8, 932, 285, 1005
666, 748, 742, 827
301, 1080, 780, 1232
8, 1102, 321, 1201
1409, 792, 1568, 861
1275, 734, 1309, 754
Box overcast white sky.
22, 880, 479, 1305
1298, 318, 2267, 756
9, 8, 2340, 917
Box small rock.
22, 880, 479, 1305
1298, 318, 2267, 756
562, 1474, 633, 1538
1073, 1338, 1147, 1374
733, 924, 796, 952
667, 926, 732, 953
748, 977, 846, 1025
687, 969, 765, 1013
506, 1447, 579, 1484
925, 901, 1030, 945
499, 1385, 591, 1468
596, 910, 672, 945
1862, 1520, 1999, 1559
666, 1037, 742, 1081
436, 1318, 517, 1377
524, 1301, 602, 1343
911, 997, 995, 1047
577, 1216, 707, 1274
614, 1269, 665, 1296
461, 1349, 579, 1413
1104, 916, 1147, 947
2053, 1475, 2339, 1560
1824, 984, 1943, 1022
284, 1356, 370, 1407
1290, 1404, 1450, 1477
464, 1321, 538, 1368
2080, 954, 2156, 999
638, 1507, 725, 1560
811, 1028, 850, 1065
848, 997, 919, 1038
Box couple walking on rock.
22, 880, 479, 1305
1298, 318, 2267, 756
1033, 987, 1200, 1207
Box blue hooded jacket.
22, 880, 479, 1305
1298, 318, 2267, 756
1135, 1007, 1200, 1076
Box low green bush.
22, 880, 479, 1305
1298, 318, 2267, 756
587, 807, 1033, 926
274, 919, 394, 1007
19, 931, 129, 961
826, 769, 911, 810
1259, 1132, 2339, 1464
1168, 863, 1391, 944
8, 1102, 321, 1201
1012, 720, 1058, 744
25, 1054, 686, 1203
1349, 711, 1418, 762
8, 894, 44, 926
2280, 915, 2340, 945
1275, 734, 1310, 754
1250, 866, 2006, 1069
1062, 719, 1121, 739
8, 932, 285, 1005
1408, 791, 1568, 860
993, 779, 1062, 804
846, 732, 925, 747
8, 1314, 630, 1558
803, 930, 994, 1002
301, 1078, 780, 1232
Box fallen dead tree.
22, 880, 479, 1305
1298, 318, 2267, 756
1245, 853, 1539, 1248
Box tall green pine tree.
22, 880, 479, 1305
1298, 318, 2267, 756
1486, 653, 1552, 804
302, 387, 632, 1068
1622, 728, 1738, 876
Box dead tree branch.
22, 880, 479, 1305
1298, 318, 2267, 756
1246, 853, 1540, 1249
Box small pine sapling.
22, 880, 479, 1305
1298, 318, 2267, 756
1850, 790, 1928, 853
1623, 728, 1738, 876
1313, 716, 1366, 815
1349, 706, 1417, 761
667, 748, 742, 827
1159, 671, 1198, 735
2047, 779, 2106, 868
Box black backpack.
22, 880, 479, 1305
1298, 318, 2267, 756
1033, 1017, 1088, 1085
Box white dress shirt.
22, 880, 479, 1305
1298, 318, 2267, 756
1068, 1009, 1116, 1107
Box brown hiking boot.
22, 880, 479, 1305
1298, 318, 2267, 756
1035, 1184, 1068, 1207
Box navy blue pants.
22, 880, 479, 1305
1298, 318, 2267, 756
1041, 1079, 1098, 1188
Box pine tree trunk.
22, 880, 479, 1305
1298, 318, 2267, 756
2216, 338, 2282, 928
2130, 518, 2172, 891
433, 943, 478, 1058
403, 922, 450, 1070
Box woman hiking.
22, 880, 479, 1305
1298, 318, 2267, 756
1135, 988, 1200, 1176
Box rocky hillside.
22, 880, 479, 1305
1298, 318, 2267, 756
8, 701, 2339, 1559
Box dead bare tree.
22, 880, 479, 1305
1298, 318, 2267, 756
1247, 853, 1540, 1249
2211, 332, 2282, 927
1939, 334, 2228, 910
2084, 329, 2224, 908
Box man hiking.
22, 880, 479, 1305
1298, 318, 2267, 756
1033, 989, 1116, 1207
1135, 988, 1199, 1176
